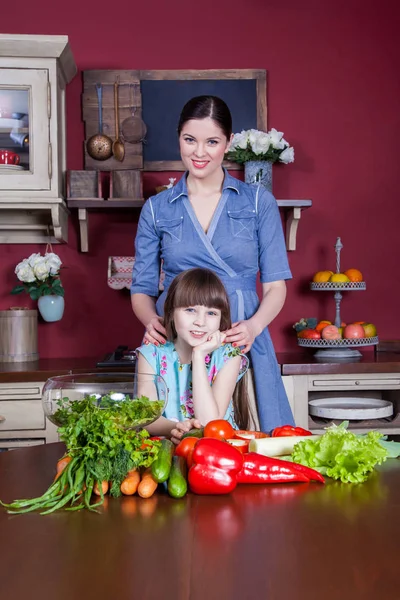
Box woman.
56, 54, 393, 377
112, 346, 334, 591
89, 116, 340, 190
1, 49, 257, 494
131, 95, 294, 432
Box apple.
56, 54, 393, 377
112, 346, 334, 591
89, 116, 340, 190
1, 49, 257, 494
343, 324, 365, 339
298, 329, 321, 339
362, 323, 377, 337
321, 325, 341, 340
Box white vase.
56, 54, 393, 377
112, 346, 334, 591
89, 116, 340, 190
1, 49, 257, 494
38, 295, 65, 322
244, 160, 273, 192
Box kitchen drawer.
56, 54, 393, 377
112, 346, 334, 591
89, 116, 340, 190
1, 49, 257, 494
0, 400, 45, 431
0, 438, 45, 451
309, 377, 400, 389
0, 383, 43, 399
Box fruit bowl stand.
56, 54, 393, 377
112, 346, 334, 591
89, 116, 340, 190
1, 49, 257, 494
298, 237, 379, 359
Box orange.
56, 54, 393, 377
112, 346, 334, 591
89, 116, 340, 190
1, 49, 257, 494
313, 270, 333, 283
315, 320, 332, 332
344, 268, 363, 282
329, 273, 350, 283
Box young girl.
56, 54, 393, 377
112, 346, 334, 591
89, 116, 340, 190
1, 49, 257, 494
136, 268, 250, 444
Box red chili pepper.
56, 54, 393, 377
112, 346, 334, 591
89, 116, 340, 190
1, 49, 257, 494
188, 464, 237, 495
289, 461, 325, 483
236, 453, 310, 484
271, 425, 312, 437
192, 438, 244, 475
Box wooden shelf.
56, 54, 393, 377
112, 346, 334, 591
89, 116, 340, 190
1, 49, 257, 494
277, 199, 312, 251
67, 197, 311, 253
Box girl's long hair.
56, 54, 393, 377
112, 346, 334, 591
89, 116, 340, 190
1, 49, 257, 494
163, 268, 252, 430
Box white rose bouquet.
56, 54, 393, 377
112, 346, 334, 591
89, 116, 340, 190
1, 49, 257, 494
225, 128, 295, 165
11, 252, 64, 301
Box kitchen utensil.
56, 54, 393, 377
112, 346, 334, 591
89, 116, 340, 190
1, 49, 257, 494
112, 81, 125, 162
121, 84, 147, 144
308, 397, 393, 420
86, 84, 113, 161
42, 372, 168, 428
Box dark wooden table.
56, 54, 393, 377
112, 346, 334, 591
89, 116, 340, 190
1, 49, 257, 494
1, 444, 399, 600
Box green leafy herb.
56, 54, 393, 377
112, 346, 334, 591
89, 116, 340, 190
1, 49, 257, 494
291, 422, 388, 483
1, 393, 162, 514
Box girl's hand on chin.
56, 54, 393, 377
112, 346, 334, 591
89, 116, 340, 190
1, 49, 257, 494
192, 330, 226, 357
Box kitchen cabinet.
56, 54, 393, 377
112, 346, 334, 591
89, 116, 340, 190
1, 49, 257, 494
0, 34, 77, 244
279, 351, 400, 435
0, 381, 58, 450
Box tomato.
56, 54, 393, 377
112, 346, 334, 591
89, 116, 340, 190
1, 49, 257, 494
175, 436, 199, 461
203, 419, 235, 441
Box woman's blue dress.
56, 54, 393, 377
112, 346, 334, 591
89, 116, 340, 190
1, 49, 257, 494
131, 170, 294, 432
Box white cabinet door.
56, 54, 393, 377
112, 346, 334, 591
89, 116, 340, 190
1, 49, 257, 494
0, 68, 50, 191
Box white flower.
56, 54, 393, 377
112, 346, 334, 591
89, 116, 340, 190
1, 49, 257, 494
15, 260, 36, 283
166, 178, 176, 189
45, 252, 62, 275
231, 131, 248, 150
279, 147, 295, 164
27, 253, 43, 268
251, 133, 271, 155
33, 257, 50, 281
269, 128, 285, 150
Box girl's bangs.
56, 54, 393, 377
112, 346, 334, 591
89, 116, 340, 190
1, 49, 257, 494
174, 278, 226, 310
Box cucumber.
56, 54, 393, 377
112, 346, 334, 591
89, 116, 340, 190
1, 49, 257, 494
167, 456, 188, 499
181, 428, 204, 440
151, 439, 174, 483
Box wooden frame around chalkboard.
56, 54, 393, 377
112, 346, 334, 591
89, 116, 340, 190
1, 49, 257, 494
139, 69, 267, 171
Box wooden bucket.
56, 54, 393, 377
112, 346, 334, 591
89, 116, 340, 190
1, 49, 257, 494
0, 308, 39, 363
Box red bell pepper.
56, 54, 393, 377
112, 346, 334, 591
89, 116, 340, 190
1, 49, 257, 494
188, 438, 243, 495
237, 453, 310, 484
192, 438, 244, 475
271, 425, 312, 437
188, 464, 237, 495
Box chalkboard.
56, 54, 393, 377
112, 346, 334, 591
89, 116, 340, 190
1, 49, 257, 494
139, 69, 267, 171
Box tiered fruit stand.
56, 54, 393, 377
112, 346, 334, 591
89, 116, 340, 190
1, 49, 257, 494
297, 238, 379, 358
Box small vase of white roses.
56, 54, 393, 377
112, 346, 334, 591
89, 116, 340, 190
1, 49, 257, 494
11, 251, 65, 322
225, 128, 295, 192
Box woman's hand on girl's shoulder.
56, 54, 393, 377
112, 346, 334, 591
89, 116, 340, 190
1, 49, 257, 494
144, 316, 167, 346
224, 319, 261, 353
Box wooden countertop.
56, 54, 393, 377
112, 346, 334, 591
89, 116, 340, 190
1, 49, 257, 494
0, 442, 399, 600
1, 350, 400, 383
0, 357, 130, 383
277, 351, 400, 375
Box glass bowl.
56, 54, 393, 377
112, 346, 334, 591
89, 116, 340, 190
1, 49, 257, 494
42, 372, 167, 428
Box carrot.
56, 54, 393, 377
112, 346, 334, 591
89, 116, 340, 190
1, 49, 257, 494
137, 468, 158, 499
93, 481, 109, 496
120, 470, 141, 496
56, 455, 72, 474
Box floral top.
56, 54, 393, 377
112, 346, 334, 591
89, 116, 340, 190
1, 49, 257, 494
136, 341, 248, 428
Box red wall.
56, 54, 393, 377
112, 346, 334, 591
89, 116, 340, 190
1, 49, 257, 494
1, 0, 400, 360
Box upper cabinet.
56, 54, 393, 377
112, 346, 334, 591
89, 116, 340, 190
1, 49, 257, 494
0, 34, 77, 244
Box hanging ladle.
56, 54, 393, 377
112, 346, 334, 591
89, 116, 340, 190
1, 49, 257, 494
112, 81, 125, 162
86, 83, 113, 161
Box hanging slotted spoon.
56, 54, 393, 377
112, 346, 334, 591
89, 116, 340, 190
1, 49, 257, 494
112, 81, 125, 162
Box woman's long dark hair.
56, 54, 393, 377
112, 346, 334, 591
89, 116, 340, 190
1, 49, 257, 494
177, 96, 232, 140
163, 268, 252, 429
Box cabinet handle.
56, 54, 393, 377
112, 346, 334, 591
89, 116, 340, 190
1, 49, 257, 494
0, 415, 5, 423
355, 381, 360, 385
